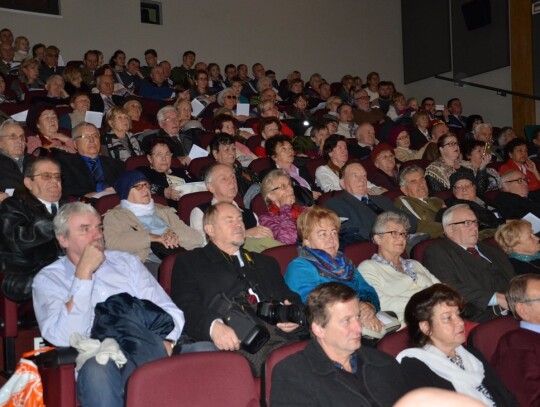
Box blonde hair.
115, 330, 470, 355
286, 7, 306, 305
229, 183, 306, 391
297, 206, 340, 243
495, 220, 531, 254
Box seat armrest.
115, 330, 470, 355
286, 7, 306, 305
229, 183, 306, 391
36, 347, 78, 368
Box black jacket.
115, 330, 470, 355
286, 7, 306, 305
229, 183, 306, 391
271, 339, 409, 407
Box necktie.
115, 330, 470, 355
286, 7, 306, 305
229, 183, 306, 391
88, 158, 106, 190
361, 196, 384, 214
50, 203, 57, 216
104, 96, 115, 112
467, 247, 480, 257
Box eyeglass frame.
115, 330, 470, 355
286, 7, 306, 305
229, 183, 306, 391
29, 172, 62, 181
448, 219, 478, 227
376, 230, 409, 239
504, 177, 529, 184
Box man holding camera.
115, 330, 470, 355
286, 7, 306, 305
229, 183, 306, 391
171, 202, 305, 375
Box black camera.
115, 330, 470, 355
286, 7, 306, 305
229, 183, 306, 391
257, 301, 305, 326
209, 293, 270, 354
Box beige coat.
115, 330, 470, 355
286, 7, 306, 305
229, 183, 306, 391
103, 204, 204, 261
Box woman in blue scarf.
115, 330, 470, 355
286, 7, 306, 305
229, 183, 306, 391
495, 219, 540, 275
284, 206, 382, 332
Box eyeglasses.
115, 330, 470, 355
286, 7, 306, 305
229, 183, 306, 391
377, 230, 408, 239
151, 152, 173, 159
270, 182, 292, 192
132, 182, 150, 191
505, 177, 529, 184
520, 297, 540, 304
0, 134, 25, 141
443, 141, 459, 147
355, 96, 370, 101
453, 183, 474, 192
161, 116, 179, 123
74, 133, 99, 141
30, 172, 61, 181
224, 95, 237, 100
449, 219, 477, 227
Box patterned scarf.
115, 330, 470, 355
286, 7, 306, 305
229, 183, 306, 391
298, 246, 355, 281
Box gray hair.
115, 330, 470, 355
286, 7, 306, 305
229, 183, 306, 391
0, 119, 22, 136
441, 204, 471, 227
371, 211, 411, 235
204, 163, 229, 186
53, 202, 99, 239
217, 87, 235, 106
23, 157, 60, 178
257, 77, 273, 93
261, 169, 291, 204
506, 274, 540, 320
500, 169, 523, 192
473, 122, 492, 135
71, 121, 97, 140
46, 74, 64, 87
399, 165, 425, 187
498, 127, 515, 147
157, 105, 177, 122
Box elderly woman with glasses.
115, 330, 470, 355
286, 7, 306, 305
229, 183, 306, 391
259, 169, 307, 244
396, 284, 517, 406
495, 220, 540, 275
103, 170, 203, 277
284, 206, 383, 333
424, 133, 488, 194
215, 87, 250, 122
358, 211, 440, 323
388, 125, 430, 163
25, 103, 76, 154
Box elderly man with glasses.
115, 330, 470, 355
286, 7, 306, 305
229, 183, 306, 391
492, 274, 540, 407
0, 119, 34, 202
495, 169, 540, 220
55, 121, 124, 199
423, 204, 515, 322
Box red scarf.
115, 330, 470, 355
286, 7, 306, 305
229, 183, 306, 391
268, 203, 303, 220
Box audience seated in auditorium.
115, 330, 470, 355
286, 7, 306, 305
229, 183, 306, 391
390, 125, 430, 163
26, 103, 76, 154
139, 65, 174, 101
101, 106, 142, 162
495, 169, 540, 219
352, 88, 385, 125
190, 163, 279, 252
0, 41, 17, 76
394, 165, 445, 238
123, 98, 154, 134
259, 169, 307, 244
0, 120, 34, 202
370, 81, 392, 115
30, 74, 70, 106
103, 170, 203, 277
62, 65, 90, 96
213, 114, 257, 167
172, 201, 305, 376
56, 121, 124, 199
397, 284, 517, 406
461, 139, 500, 191
408, 111, 431, 149
271, 282, 409, 406
492, 273, 540, 407
325, 162, 416, 248
33, 202, 185, 407
170, 50, 195, 89
423, 204, 515, 322
495, 220, 540, 275
293, 122, 329, 158
358, 211, 439, 322
59, 91, 90, 130
80, 50, 99, 87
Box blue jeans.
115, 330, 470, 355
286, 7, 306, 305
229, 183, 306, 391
77, 358, 136, 407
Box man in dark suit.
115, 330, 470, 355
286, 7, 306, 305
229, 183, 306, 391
444, 98, 467, 130
0, 120, 34, 202
89, 74, 124, 114
171, 202, 305, 375
492, 274, 540, 407
495, 169, 540, 219
271, 283, 409, 406
325, 162, 417, 248
38, 45, 64, 83
423, 204, 515, 322
55, 122, 124, 199
0, 157, 63, 301
348, 123, 377, 161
